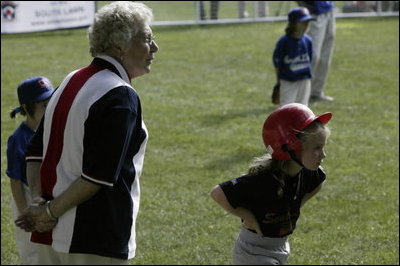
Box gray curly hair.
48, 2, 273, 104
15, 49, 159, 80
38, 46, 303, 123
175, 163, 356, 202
87, 1, 153, 57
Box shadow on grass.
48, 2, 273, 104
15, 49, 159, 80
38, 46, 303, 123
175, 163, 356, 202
206, 145, 262, 171
200, 105, 277, 126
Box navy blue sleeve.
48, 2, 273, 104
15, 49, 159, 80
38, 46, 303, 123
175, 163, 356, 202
273, 36, 285, 69
6, 135, 25, 181
82, 86, 139, 187
306, 34, 313, 64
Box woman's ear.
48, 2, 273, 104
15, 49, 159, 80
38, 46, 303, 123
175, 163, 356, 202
109, 43, 123, 59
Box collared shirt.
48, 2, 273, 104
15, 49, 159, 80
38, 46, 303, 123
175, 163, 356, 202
26, 55, 148, 260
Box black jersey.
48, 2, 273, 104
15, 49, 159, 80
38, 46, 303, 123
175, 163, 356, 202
219, 166, 326, 237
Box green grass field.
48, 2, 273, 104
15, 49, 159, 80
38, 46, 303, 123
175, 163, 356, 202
1, 9, 398, 266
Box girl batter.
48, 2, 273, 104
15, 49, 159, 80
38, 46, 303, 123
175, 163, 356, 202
211, 103, 332, 265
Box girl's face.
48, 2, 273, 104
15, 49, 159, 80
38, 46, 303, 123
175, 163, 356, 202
300, 130, 329, 171
30, 100, 49, 121
295, 21, 310, 35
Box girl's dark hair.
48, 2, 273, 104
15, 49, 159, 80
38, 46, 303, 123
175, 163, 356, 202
285, 22, 297, 35
248, 154, 288, 175
10, 102, 36, 119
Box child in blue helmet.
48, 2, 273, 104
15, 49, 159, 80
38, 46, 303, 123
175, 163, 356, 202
6, 76, 54, 265
210, 103, 332, 265
272, 7, 315, 106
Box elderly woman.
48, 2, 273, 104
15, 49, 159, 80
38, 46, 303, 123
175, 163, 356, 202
15, 2, 158, 265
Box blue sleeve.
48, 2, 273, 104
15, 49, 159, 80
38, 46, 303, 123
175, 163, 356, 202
82, 86, 139, 187
273, 37, 285, 69
306, 35, 313, 63
6, 135, 25, 181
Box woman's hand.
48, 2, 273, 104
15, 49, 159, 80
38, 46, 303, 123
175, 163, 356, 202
15, 204, 57, 232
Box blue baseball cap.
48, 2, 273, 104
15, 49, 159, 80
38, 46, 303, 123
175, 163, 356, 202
288, 7, 315, 23
17, 76, 54, 105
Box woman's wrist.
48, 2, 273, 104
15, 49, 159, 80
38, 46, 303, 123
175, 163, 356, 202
45, 201, 58, 221
32, 195, 46, 206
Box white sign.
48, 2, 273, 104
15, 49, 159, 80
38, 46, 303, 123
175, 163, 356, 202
1, 1, 96, 34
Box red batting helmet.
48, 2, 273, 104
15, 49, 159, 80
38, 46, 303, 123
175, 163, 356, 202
262, 103, 332, 160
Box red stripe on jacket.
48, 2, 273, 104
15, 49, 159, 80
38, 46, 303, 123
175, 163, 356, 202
31, 63, 105, 245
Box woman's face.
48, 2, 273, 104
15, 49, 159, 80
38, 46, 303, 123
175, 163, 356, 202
122, 25, 159, 79
300, 130, 329, 171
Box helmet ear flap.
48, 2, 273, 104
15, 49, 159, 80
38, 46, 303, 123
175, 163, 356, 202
281, 140, 304, 168
282, 136, 302, 158
281, 144, 290, 153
